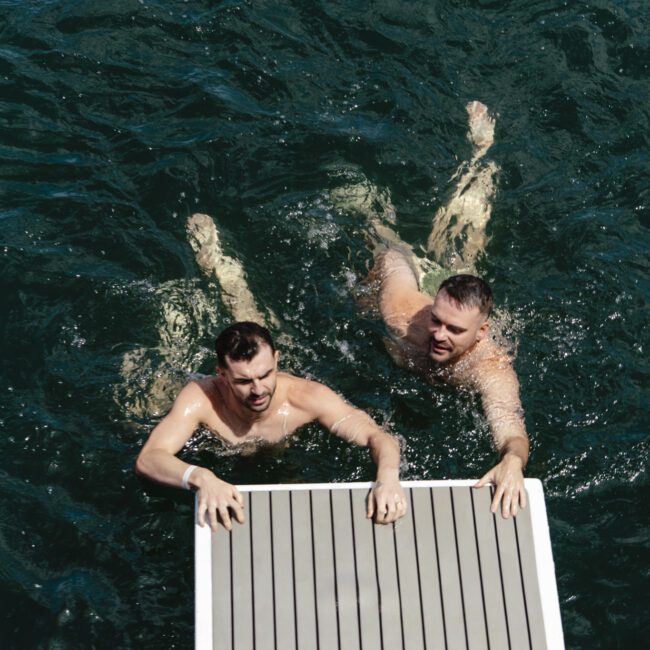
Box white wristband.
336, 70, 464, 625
181, 465, 197, 490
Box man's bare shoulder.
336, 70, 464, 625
278, 372, 342, 414
171, 377, 220, 415
280, 372, 330, 399
476, 339, 516, 371
449, 339, 518, 389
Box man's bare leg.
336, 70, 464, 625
327, 165, 412, 253
117, 214, 278, 420
327, 165, 437, 295
328, 103, 499, 292
426, 101, 499, 273
116, 279, 219, 419
187, 213, 274, 325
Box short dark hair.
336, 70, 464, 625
215, 322, 275, 367
438, 274, 493, 317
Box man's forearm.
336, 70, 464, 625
366, 431, 407, 523
368, 432, 401, 481
480, 381, 529, 469
136, 448, 215, 490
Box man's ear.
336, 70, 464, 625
274, 350, 280, 366
476, 319, 490, 341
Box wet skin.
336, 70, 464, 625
136, 343, 408, 531
428, 289, 490, 364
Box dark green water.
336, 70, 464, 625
1, 1, 649, 647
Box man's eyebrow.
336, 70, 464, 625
431, 312, 467, 332
232, 368, 274, 381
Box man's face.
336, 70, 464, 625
220, 343, 279, 412
428, 289, 489, 363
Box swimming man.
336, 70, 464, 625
361, 102, 529, 518
136, 321, 407, 531
376, 260, 529, 518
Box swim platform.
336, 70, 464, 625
195, 479, 564, 649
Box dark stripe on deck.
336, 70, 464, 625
210, 486, 547, 650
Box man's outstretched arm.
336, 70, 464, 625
135, 382, 245, 532
473, 358, 530, 518
302, 381, 407, 524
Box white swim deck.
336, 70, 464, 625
195, 479, 564, 649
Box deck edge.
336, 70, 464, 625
195, 496, 213, 650
527, 478, 566, 650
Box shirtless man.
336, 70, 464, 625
376, 257, 529, 519
353, 101, 528, 519
136, 321, 407, 531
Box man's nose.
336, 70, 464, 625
251, 379, 263, 393
432, 324, 447, 339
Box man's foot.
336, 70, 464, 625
186, 212, 222, 275
466, 100, 495, 159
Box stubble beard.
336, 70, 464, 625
429, 337, 453, 363
244, 388, 274, 412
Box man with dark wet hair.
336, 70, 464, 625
214, 320, 275, 367
438, 274, 493, 317
137, 322, 407, 532
375, 249, 529, 519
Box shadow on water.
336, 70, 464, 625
1, 0, 649, 648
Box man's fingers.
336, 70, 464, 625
501, 492, 512, 519
511, 500, 519, 518
367, 492, 375, 519
198, 501, 207, 527
370, 489, 408, 524
387, 493, 407, 522
376, 498, 389, 523
208, 503, 221, 532
217, 504, 232, 532
491, 485, 505, 514
233, 488, 244, 507
379, 495, 402, 524
386, 497, 408, 523
194, 480, 248, 533
508, 485, 526, 517
230, 500, 246, 524
474, 471, 494, 489
373, 494, 389, 523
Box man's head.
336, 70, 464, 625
429, 274, 492, 363
215, 322, 279, 412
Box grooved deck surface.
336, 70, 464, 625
195, 479, 563, 650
